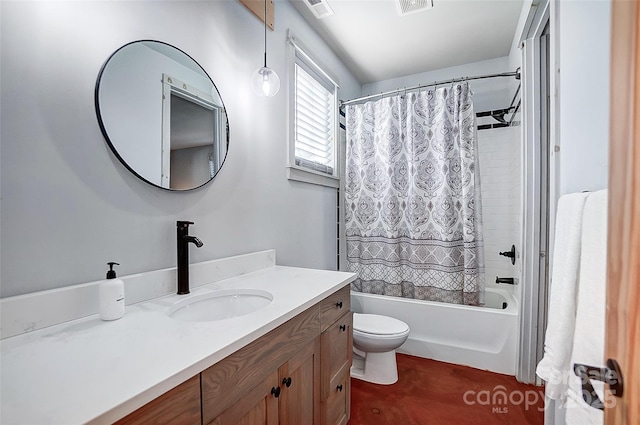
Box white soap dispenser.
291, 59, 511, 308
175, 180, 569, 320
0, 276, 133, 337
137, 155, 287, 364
99, 262, 125, 321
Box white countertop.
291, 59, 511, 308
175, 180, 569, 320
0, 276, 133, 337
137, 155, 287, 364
1, 265, 355, 424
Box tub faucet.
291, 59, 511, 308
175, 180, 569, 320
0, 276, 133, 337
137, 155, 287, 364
177, 221, 204, 295
495, 277, 515, 285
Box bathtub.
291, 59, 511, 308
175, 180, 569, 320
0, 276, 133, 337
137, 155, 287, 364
350, 287, 518, 375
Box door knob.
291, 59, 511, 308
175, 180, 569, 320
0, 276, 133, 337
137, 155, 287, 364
573, 358, 624, 410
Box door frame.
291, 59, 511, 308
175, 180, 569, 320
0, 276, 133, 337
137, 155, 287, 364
517, 0, 552, 385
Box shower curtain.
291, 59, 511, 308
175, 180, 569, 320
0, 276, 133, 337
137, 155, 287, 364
345, 83, 485, 306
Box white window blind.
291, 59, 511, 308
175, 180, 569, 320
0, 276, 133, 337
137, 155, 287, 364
294, 63, 335, 175
286, 32, 340, 188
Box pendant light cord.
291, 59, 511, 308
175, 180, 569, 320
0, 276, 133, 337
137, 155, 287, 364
263, 0, 267, 67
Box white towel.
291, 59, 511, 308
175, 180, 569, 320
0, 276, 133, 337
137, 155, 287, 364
565, 190, 607, 425
536, 192, 590, 399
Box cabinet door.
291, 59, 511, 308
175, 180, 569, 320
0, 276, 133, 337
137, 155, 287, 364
320, 312, 352, 401
278, 337, 320, 425
208, 371, 279, 425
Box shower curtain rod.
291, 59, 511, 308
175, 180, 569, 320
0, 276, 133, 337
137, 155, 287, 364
339, 68, 521, 108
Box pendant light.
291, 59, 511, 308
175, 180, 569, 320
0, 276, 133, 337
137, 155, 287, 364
251, 0, 280, 97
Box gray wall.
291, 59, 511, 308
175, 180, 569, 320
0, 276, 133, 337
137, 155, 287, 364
557, 0, 610, 195
549, 2, 611, 423
0, 0, 361, 297
362, 56, 517, 112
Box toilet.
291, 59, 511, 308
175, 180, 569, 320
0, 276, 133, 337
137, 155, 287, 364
351, 313, 410, 385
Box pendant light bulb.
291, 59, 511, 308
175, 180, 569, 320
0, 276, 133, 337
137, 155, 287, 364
251, 66, 280, 97
251, 0, 279, 97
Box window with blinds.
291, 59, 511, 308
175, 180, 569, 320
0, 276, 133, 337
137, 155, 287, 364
294, 63, 335, 175
287, 34, 339, 188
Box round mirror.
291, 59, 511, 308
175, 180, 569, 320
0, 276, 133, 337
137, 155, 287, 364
95, 40, 229, 191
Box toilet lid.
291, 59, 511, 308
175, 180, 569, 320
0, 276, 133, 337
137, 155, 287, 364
353, 313, 409, 335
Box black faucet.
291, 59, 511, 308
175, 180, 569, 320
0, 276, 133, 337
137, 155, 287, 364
177, 221, 204, 295
499, 245, 516, 265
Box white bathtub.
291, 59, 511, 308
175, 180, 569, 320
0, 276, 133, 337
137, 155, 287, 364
350, 287, 518, 375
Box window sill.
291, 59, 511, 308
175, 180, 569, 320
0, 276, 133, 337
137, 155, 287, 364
286, 166, 339, 188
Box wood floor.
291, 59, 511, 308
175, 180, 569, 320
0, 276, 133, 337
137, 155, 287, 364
349, 354, 544, 425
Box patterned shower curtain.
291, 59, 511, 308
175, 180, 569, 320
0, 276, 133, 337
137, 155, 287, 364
345, 83, 485, 306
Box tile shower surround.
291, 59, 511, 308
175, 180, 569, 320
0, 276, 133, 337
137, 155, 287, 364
477, 126, 522, 291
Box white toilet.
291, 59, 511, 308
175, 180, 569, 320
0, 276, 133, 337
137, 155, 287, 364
351, 313, 410, 385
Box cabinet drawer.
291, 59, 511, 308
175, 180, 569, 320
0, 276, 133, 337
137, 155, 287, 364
320, 312, 352, 401
321, 371, 350, 425
319, 286, 350, 332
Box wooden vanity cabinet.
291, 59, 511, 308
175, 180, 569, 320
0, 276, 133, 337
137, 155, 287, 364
117, 285, 352, 425
204, 286, 352, 425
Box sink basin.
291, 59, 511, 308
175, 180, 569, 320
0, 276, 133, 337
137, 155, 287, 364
168, 289, 273, 322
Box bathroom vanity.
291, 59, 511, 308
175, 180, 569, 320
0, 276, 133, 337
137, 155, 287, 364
118, 285, 352, 425
0, 251, 355, 424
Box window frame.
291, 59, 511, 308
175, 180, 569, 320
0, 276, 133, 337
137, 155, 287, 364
286, 32, 340, 188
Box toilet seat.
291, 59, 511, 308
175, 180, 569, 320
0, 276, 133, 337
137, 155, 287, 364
353, 313, 409, 335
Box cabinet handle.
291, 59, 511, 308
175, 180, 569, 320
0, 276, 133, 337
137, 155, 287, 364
336, 301, 343, 309
271, 386, 281, 398
337, 384, 343, 392
340, 325, 346, 331
282, 377, 292, 388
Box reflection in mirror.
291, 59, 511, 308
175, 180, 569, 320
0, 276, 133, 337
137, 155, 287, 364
95, 40, 229, 191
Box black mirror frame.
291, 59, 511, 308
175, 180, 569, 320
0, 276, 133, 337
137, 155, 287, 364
94, 39, 230, 192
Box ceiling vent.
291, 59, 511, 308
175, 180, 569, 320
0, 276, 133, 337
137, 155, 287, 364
396, 0, 433, 16
303, 0, 334, 19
